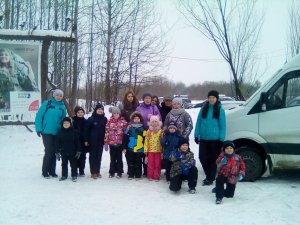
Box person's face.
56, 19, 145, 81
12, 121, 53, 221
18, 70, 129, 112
150, 120, 159, 127
152, 98, 158, 105
180, 144, 189, 152
54, 95, 63, 102
127, 93, 134, 103
76, 110, 85, 118
133, 116, 141, 123
225, 146, 234, 155
172, 102, 181, 109
113, 113, 120, 119
164, 99, 172, 107
144, 96, 152, 104
0, 51, 10, 64
63, 121, 71, 129
96, 108, 104, 115
208, 96, 217, 105
168, 127, 176, 133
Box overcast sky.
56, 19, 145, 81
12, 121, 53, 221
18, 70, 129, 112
158, 0, 292, 86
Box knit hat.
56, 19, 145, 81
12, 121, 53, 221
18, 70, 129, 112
222, 140, 235, 151
178, 138, 189, 148
94, 103, 104, 111
62, 117, 72, 126
143, 92, 152, 100
207, 90, 219, 99
74, 106, 85, 115
53, 89, 64, 97
172, 97, 182, 105
130, 111, 144, 123
109, 106, 121, 114
168, 122, 177, 130
148, 115, 162, 129
164, 95, 173, 101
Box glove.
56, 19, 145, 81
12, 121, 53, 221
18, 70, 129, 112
104, 144, 109, 151
174, 151, 182, 159
37, 132, 41, 137
238, 174, 244, 181
75, 152, 81, 159
181, 164, 190, 176
194, 137, 199, 144
220, 157, 227, 165
55, 153, 61, 161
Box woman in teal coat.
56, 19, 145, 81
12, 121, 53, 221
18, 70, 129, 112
194, 90, 226, 186
35, 89, 66, 178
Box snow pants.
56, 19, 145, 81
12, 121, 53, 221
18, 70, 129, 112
89, 144, 103, 174
215, 175, 236, 199
61, 155, 78, 178
169, 166, 198, 192
109, 145, 124, 175
147, 152, 162, 180
127, 151, 143, 178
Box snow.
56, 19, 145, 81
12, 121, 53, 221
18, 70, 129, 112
0, 106, 300, 225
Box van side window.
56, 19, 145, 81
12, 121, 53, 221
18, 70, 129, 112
267, 70, 300, 110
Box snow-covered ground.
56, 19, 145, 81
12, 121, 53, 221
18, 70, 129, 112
0, 107, 299, 225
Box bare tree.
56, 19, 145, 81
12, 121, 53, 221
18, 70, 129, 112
287, 0, 300, 58
178, 0, 264, 100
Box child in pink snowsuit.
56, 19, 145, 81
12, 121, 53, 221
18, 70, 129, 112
144, 115, 163, 181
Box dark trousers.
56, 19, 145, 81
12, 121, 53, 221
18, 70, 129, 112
109, 145, 124, 175
162, 159, 172, 181
169, 166, 198, 192
89, 145, 103, 174
61, 155, 78, 178
215, 175, 236, 199
41, 134, 56, 176
127, 151, 143, 178
77, 152, 86, 174
199, 140, 222, 181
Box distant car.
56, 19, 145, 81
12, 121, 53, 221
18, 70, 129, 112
193, 99, 245, 110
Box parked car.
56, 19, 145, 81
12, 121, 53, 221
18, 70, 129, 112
193, 98, 245, 110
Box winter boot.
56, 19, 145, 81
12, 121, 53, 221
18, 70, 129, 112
216, 198, 222, 204
59, 176, 67, 181
72, 177, 77, 182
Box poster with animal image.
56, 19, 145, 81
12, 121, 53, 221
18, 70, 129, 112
0, 41, 41, 118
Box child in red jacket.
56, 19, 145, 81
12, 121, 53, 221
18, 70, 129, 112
215, 141, 246, 204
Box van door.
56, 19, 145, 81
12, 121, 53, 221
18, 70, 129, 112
258, 70, 300, 169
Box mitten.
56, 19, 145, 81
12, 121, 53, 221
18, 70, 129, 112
36, 132, 41, 137
104, 144, 109, 151
181, 164, 190, 176
75, 152, 81, 159
194, 137, 199, 144
220, 157, 227, 165
174, 151, 182, 159
238, 174, 244, 181
55, 153, 61, 161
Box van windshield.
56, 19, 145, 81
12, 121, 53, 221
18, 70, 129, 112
244, 69, 282, 105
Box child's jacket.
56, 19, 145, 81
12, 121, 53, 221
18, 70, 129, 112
144, 129, 163, 153
56, 127, 80, 156
216, 152, 246, 184
123, 123, 146, 153
105, 116, 128, 145
160, 130, 183, 159
169, 149, 195, 178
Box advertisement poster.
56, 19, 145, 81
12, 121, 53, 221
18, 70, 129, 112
0, 41, 41, 120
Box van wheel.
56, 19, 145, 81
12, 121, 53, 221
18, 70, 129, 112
238, 147, 264, 181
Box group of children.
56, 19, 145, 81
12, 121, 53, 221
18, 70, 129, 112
52, 102, 246, 204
